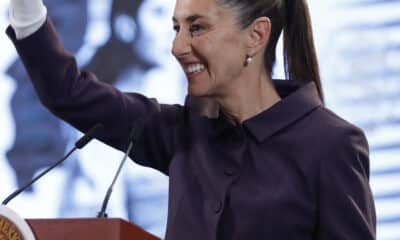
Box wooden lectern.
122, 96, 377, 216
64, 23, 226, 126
26, 218, 160, 240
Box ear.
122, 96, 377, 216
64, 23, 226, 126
246, 17, 271, 55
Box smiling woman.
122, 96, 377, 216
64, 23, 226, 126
6, 0, 376, 239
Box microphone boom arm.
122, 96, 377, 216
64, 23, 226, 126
2, 147, 76, 205
1, 123, 103, 206
97, 141, 134, 218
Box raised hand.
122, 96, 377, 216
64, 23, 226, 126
9, 0, 47, 39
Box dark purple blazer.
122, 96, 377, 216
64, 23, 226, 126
7, 19, 376, 240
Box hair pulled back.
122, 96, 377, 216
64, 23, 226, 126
216, 0, 323, 101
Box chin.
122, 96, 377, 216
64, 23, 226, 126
187, 80, 217, 98
187, 86, 205, 97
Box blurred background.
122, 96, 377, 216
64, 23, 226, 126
0, 0, 399, 239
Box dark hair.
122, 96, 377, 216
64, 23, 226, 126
216, 0, 324, 101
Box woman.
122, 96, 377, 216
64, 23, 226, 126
7, 0, 376, 239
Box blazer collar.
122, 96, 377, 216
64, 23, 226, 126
212, 80, 323, 142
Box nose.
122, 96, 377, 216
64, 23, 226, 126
172, 30, 191, 59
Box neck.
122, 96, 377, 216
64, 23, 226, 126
216, 69, 281, 123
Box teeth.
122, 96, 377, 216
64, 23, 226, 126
187, 63, 205, 74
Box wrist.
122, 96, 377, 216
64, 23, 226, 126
9, 0, 47, 39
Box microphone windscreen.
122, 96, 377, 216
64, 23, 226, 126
75, 123, 104, 149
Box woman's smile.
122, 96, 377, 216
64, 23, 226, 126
184, 62, 207, 79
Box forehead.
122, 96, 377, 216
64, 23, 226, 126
173, 0, 224, 21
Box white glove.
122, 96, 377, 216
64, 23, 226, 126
9, 0, 47, 39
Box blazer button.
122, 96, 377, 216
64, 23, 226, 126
213, 201, 222, 213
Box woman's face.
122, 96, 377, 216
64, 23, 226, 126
172, 0, 249, 97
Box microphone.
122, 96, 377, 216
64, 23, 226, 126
2, 123, 104, 205
97, 120, 143, 218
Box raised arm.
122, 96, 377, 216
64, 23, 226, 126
6, 0, 182, 174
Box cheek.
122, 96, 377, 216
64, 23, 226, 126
192, 33, 243, 70
209, 36, 246, 79
191, 35, 214, 59
190, 31, 246, 94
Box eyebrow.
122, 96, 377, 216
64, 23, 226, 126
172, 14, 207, 23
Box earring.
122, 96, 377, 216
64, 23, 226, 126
245, 55, 253, 65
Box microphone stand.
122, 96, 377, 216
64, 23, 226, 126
97, 142, 134, 218
2, 123, 103, 205
97, 119, 143, 218
2, 148, 76, 205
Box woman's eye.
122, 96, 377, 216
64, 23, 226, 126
190, 24, 204, 33
173, 25, 180, 32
